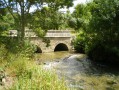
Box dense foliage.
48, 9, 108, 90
31, 7, 63, 30
0, 8, 14, 36
72, 2, 91, 53
73, 0, 119, 65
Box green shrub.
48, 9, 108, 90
86, 40, 119, 64
0, 44, 8, 61
20, 40, 36, 57
5, 38, 36, 58
73, 30, 86, 53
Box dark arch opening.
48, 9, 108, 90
54, 43, 68, 52
35, 46, 42, 53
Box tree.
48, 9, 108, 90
44, 0, 73, 10
2, 0, 73, 43
89, 0, 119, 41
0, 14, 14, 36
31, 7, 67, 31
1, 0, 38, 42
70, 3, 92, 52
0, 2, 14, 36
85, 0, 119, 64
72, 3, 92, 30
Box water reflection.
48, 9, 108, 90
34, 51, 70, 62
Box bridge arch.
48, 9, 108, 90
35, 46, 42, 53
54, 43, 68, 52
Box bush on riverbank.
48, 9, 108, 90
86, 40, 119, 65
0, 36, 36, 57
73, 31, 85, 53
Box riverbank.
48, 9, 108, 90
0, 54, 68, 90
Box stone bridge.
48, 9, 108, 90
28, 30, 72, 53
9, 30, 73, 53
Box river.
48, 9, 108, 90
35, 51, 119, 90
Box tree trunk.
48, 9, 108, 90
20, 1, 25, 43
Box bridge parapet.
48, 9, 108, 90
45, 30, 71, 37
9, 30, 71, 38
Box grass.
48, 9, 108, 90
0, 53, 68, 90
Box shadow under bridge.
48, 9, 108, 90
54, 43, 69, 52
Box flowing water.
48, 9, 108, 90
35, 52, 119, 90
